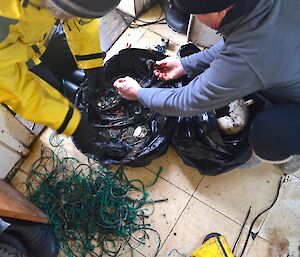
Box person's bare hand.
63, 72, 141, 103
113, 76, 141, 101
154, 57, 187, 81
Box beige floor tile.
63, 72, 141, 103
38, 127, 68, 149
138, 4, 191, 55
58, 248, 144, 257
58, 250, 143, 257
109, 247, 145, 257
57, 136, 90, 163
13, 128, 91, 195
158, 197, 253, 257
259, 175, 300, 256
17, 139, 44, 174
146, 146, 203, 195
58, 250, 66, 257
245, 236, 272, 257
134, 29, 181, 56
147, 24, 187, 50
121, 250, 146, 257
119, 166, 191, 257
19, 130, 73, 173
105, 27, 147, 61
10, 169, 30, 195
116, 4, 186, 56
247, 235, 298, 257
40, 128, 90, 164
293, 169, 300, 179
148, 22, 188, 48
194, 163, 283, 231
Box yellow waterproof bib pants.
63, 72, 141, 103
0, 0, 104, 135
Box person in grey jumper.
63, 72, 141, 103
114, 0, 300, 173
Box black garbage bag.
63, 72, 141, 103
168, 43, 273, 175
73, 48, 184, 166
70, 44, 272, 174
171, 93, 272, 175
171, 113, 252, 175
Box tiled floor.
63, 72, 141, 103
10, 4, 300, 257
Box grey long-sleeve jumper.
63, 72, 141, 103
137, 0, 300, 117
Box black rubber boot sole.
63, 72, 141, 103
159, 0, 189, 34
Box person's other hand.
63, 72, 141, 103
113, 76, 141, 101
154, 57, 187, 81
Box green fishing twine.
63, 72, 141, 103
26, 133, 167, 257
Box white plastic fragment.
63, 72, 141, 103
133, 126, 148, 138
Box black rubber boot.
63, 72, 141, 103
3, 218, 59, 257
0, 234, 29, 257
0, 243, 26, 257
159, 0, 189, 34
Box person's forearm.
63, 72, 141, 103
137, 76, 239, 117
181, 39, 224, 78
137, 47, 264, 117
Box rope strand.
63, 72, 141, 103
26, 137, 165, 257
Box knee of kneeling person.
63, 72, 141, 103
249, 115, 291, 163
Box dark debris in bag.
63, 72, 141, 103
73, 49, 181, 166
71, 46, 272, 175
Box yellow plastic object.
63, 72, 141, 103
191, 235, 234, 257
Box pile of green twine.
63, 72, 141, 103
26, 134, 166, 257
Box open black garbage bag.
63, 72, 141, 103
72, 48, 184, 166
70, 45, 271, 174
168, 43, 272, 175
171, 113, 252, 176
171, 93, 272, 175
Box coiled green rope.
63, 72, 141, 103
26, 135, 166, 257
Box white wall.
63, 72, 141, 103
117, 0, 155, 17
187, 16, 222, 48
0, 106, 35, 178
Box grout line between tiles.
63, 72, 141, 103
128, 28, 150, 46
127, 249, 146, 257
192, 175, 206, 197
192, 175, 205, 197
158, 194, 194, 256
235, 234, 269, 257
143, 29, 183, 48
144, 166, 202, 196
16, 167, 30, 175
192, 174, 284, 233
191, 196, 261, 231
190, 195, 280, 252
291, 173, 300, 180
255, 209, 272, 242
135, 195, 272, 257
156, 177, 204, 255
184, 196, 269, 257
